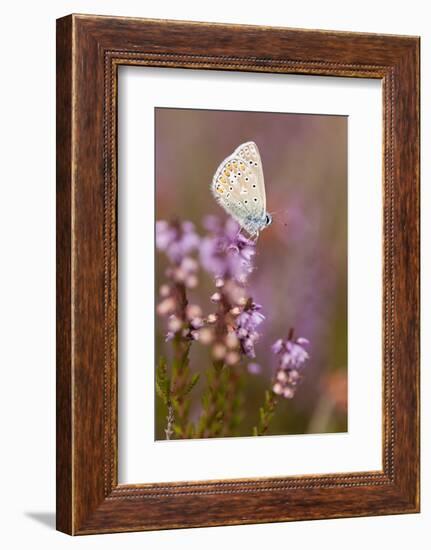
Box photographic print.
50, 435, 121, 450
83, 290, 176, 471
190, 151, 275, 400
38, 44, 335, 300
155, 107, 347, 440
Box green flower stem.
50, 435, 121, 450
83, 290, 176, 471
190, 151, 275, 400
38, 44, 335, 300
171, 337, 192, 438
198, 360, 226, 438
254, 390, 278, 436
167, 280, 199, 439
221, 365, 243, 437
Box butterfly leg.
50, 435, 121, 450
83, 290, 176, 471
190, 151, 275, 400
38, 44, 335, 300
237, 226, 256, 244
236, 226, 245, 240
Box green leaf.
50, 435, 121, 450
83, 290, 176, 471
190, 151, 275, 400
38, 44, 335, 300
156, 356, 170, 405
183, 373, 200, 397
259, 406, 265, 424
173, 425, 183, 437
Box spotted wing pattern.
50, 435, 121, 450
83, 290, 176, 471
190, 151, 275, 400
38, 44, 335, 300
211, 141, 267, 236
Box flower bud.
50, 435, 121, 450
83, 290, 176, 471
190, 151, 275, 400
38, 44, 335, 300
174, 267, 186, 282
199, 327, 214, 345
247, 362, 261, 374
225, 351, 240, 365
225, 332, 239, 349
190, 317, 203, 329
186, 304, 202, 320
289, 369, 300, 382
276, 370, 288, 383
181, 256, 198, 273
283, 388, 295, 399
159, 284, 170, 297
237, 327, 248, 339
157, 297, 175, 316
272, 382, 283, 395
185, 274, 198, 288
212, 343, 227, 360
168, 315, 182, 333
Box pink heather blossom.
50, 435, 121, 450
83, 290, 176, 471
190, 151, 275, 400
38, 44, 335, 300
272, 335, 310, 399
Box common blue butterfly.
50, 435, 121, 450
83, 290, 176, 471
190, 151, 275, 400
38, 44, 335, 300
211, 141, 272, 238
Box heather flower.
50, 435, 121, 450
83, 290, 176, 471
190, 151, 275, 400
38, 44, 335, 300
156, 220, 200, 265
164, 302, 206, 343
164, 256, 199, 289
235, 301, 265, 359
156, 219, 202, 342
271, 335, 310, 399
225, 351, 241, 366
212, 343, 227, 360
196, 216, 265, 369
156, 296, 176, 316
185, 304, 202, 320
247, 362, 262, 375
200, 216, 255, 283
155, 210, 315, 440
197, 327, 215, 345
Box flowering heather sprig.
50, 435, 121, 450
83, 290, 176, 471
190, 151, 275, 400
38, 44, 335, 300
196, 215, 263, 369
156, 220, 200, 266
235, 300, 265, 359
271, 335, 310, 399
194, 217, 263, 437
200, 216, 255, 283
164, 304, 204, 343
155, 219, 202, 438
156, 220, 202, 342
193, 281, 245, 367
253, 333, 309, 436
155, 215, 310, 440
156, 220, 200, 292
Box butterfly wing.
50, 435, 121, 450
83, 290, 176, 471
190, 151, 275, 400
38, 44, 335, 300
211, 141, 267, 236
233, 141, 266, 214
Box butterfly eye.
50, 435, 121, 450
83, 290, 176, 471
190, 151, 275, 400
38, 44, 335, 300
249, 160, 253, 165
254, 162, 258, 166
229, 187, 233, 191
253, 198, 258, 202
244, 200, 248, 204
252, 184, 256, 188
245, 177, 249, 182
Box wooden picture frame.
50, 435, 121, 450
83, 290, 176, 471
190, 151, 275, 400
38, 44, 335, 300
56, 14, 420, 535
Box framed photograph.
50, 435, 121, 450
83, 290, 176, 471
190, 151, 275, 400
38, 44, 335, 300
56, 14, 420, 534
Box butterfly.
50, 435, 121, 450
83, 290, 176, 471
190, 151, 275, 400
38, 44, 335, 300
211, 141, 272, 239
